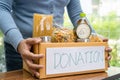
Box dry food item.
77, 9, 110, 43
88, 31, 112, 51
51, 28, 76, 42
89, 33, 103, 42
33, 14, 53, 37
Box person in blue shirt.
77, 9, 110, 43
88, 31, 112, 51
0, 0, 111, 77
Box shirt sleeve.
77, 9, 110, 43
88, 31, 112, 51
67, 0, 96, 33
0, 0, 23, 51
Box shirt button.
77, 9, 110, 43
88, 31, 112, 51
50, 7, 53, 13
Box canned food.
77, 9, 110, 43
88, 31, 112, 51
77, 38, 90, 42
40, 36, 51, 42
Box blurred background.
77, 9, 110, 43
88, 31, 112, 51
0, 0, 120, 72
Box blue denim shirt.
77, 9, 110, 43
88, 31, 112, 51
0, 0, 94, 50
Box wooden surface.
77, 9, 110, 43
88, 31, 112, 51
0, 70, 106, 80
0, 67, 120, 80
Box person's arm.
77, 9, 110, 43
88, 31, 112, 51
66, 0, 95, 33
0, 0, 23, 50
0, 0, 43, 77
67, 0, 82, 27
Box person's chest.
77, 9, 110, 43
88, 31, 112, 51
13, 0, 70, 7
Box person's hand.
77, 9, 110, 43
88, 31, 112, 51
100, 37, 112, 67
97, 34, 112, 67
17, 38, 44, 78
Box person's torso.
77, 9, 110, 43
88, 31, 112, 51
12, 0, 70, 38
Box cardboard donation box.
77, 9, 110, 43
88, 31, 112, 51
23, 14, 108, 79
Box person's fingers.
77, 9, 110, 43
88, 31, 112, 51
105, 50, 111, 67
108, 54, 111, 60
108, 53, 111, 67
34, 71, 40, 78
105, 47, 112, 52
30, 68, 40, 78
108, 62, 110, 67
105, 54, 110, 67
29, 53, 44, 60
26, 38, 42, 45
26, 59, 44, 69
22, 50, 44, 60
102, 38, 108, 42
105, 53, 111, 60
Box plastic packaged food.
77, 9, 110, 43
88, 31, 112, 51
51, 27, 76, 42
89, 33, 103, 42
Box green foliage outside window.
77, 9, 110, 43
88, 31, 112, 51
89, 11, 120, 67
91, 12, 120, 39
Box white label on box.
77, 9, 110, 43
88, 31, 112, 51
46, 46, 105, 75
